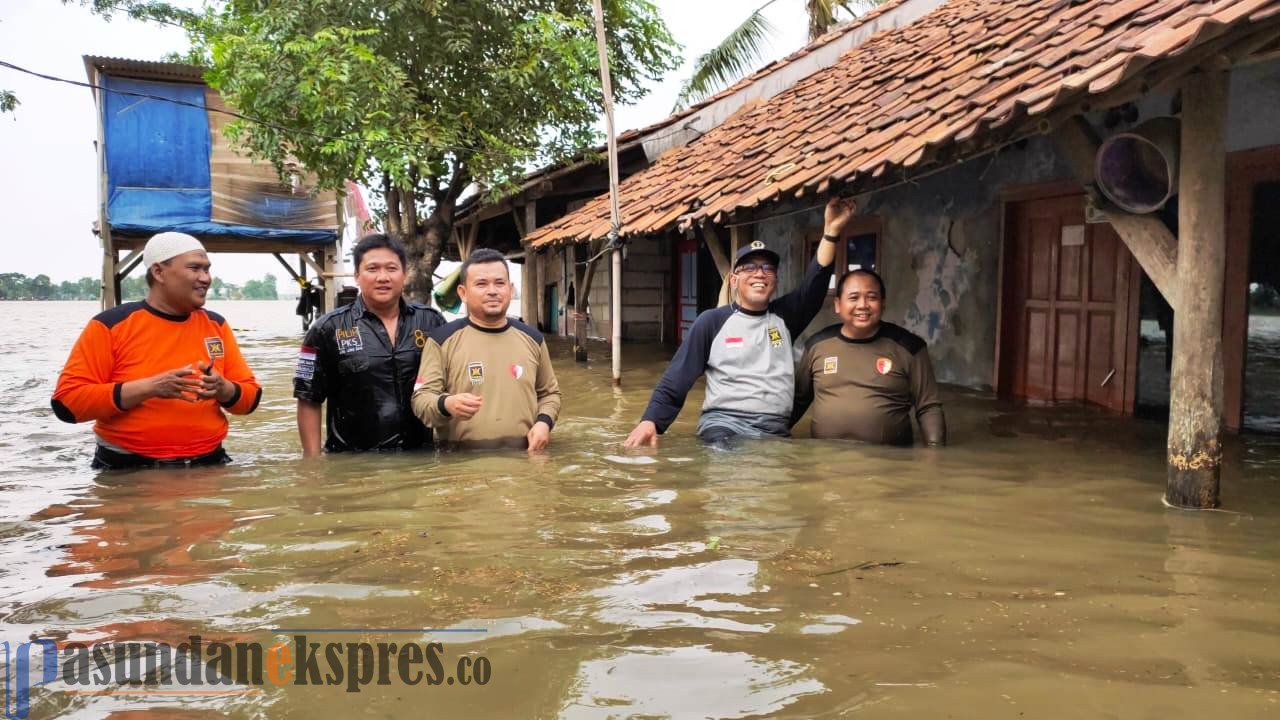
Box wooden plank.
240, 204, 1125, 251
1166, 70, 1228, 510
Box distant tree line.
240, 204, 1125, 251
0, 272, 279, 301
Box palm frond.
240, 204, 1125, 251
672, 9, 775, 112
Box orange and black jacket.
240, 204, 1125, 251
51, 301, 262, 459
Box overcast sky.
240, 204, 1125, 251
0, 0, 809, 284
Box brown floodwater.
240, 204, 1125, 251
2, 301, 1279, 718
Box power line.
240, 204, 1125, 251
0, 58, 528, 168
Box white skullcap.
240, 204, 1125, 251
143, 232, 206, 269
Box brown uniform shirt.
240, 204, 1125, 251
792, 322, 945, 445
411, 317, 561, 448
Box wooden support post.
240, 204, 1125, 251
101, 234, 118, 310
1166, 70, 1229, 509
520, 201, 540, 328
574, 241, 602, 362
727, 224, 750, 307
703, 225, 733, 307
322, 244, 338, 313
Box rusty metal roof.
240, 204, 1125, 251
529, 0, 1280, 247
84, 55, 206, 86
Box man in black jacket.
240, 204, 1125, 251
294, 234, 445, 455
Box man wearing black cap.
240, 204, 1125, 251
623, 197, 857, 446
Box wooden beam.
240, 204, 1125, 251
113, 248, 142, 277
702, 225, 733, 308
1166, 70, 1229, 510
1052, 116, 1179, 305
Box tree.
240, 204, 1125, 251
190, 0, 679, 301
672, 0, 884, 111
241, 273, 279, 300
30, 275, 54, 300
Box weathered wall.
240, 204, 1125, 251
751, 136, 1071, 390
619, 235, 669, 341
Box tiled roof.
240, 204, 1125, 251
529, 0, 1280, 247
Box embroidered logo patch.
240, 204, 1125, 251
510, 363, 525, 380
468, 362, 485, 384
204, 337, 225, 358
768, 326, 783, 347
876, 357, 894, 375
336, 326, 363, 355
823, 356, 839, 375
295, 346, 317, 381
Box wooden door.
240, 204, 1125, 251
676, 239, 699, 341
999, 194, 1139, 412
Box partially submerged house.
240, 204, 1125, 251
85, 57, 342, 312
472, 0, 1280, 508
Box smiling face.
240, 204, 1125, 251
355, 247, 406, 309
458, 259, 512, 324
835, 271, 883, 339
151, 250, 212, 312
730, 253, 778, 311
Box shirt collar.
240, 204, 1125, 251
351, 296, 412, 318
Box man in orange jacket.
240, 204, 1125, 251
51, 232, 262, 469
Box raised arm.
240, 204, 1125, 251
771, 197, 856, 337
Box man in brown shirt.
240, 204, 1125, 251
792, 269, 945, 446
411, 249, 561, 450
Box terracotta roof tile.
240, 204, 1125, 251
528, 0, 1280, 248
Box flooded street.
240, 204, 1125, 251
3, 301, 1280, 718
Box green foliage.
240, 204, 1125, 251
673, 9, 775, 112
193, 0, 680, 197
241, 273, 279, 300
0, 90, 16, 115
0, 274, 101, 300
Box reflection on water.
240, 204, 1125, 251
2, 301, 1280, 718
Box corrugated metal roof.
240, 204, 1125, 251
84, 55, 206, 86
528, 0, 1280, 248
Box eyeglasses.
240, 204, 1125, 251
735, 263, 777, 276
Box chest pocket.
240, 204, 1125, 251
338, 353, 370, 375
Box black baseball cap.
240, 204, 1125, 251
733, 240, 781, 269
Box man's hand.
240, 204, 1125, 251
623, 420, 659, 449
823, 196, 858, 238
147, 364, 205, 402
196, 363, 236, 403
444, 393, 483, 420
527, 421, 551, 452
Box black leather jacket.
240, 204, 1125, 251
294, 297, 445, 451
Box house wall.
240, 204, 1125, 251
751, 136, 1070, 389
529, 59, 1280, 374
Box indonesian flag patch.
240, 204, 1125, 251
724, 336, 744, 347
875, 357, 894, 375
295, 346, 317, 381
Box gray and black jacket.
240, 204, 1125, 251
640, 259, 834, 435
